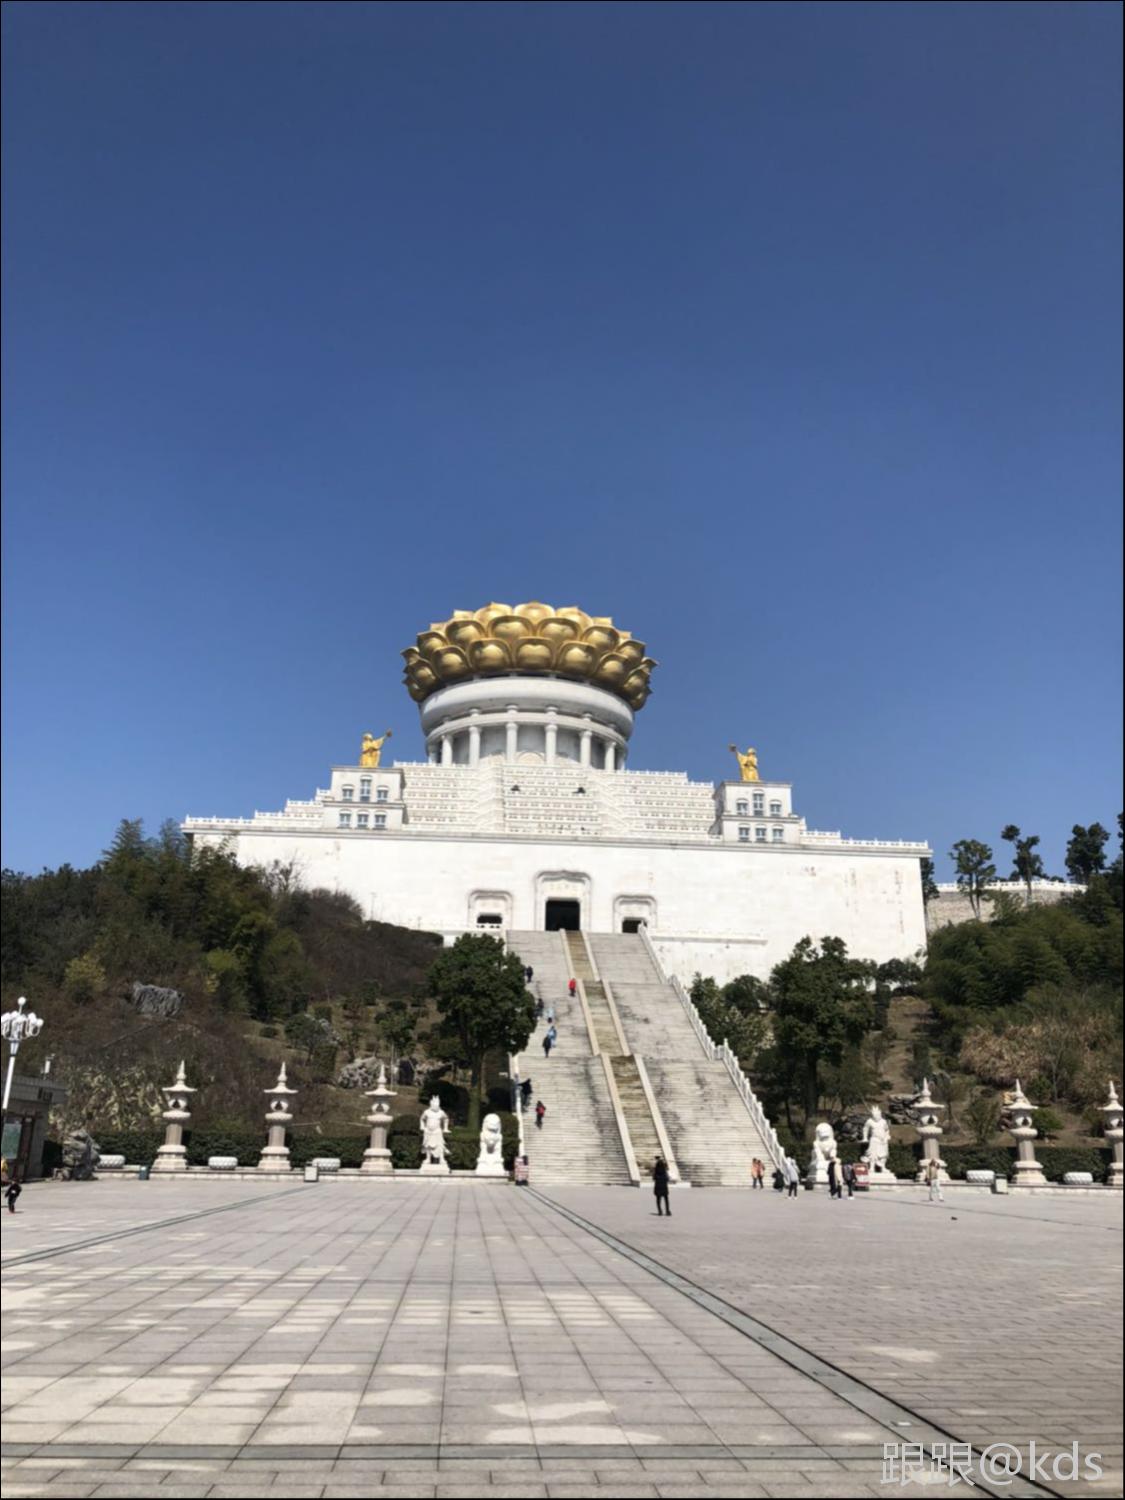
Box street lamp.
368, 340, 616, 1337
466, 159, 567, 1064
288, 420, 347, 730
1, 996, 44, 1115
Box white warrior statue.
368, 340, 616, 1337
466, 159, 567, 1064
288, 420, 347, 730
419, 1095, 450, 1169
861, 1104, 893, 1176
475, 1112, 505, 1176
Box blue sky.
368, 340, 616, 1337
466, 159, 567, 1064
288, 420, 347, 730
2, 1, 1121, 880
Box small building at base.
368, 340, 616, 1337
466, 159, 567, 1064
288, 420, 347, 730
184, 602, 929, 985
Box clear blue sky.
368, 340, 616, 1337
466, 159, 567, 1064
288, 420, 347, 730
2, 1, 1121, 880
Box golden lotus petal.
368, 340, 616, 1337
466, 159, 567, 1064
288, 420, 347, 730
469, 639, 512, 672
474, 603, 512, 628
513, 601, 554, 628
538, 616, 581, 648
432, 646, 470, 679
417, 629, 450, 663
582, 624, 620, 654
593, 651, 630, 687
616, 638, 646, 667
514, 638, 555, 671
555, 641, 598, 676
445, 618, 487, 649
622, 666, 651, 698
491, 613, 533, 644
556, 606, 592, 633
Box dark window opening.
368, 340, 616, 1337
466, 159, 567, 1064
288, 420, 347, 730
545, 899, 581, 931
621, 918, 643, 934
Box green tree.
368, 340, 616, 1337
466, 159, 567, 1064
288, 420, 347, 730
965, 1090, 1002, 1147
426, 934, 535, 1131
375, 996, 419, 1067
1000, 825, 1045, 902
768, 936, 877, 1124
1065, 824, 1110, 884
920, 858, 939, 906
951, 839, 996, 919
62, 951, 108, 1005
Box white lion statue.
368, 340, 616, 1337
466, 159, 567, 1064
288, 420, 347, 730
475, 1112, 505, 1177
807, 1121, 838, 1184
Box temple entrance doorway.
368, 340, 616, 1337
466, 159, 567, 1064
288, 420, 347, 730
545, 899, 581, 932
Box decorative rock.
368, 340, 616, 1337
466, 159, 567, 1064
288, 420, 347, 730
1008, 1079, 1047, 1187
98, 1155, 126, 1170
1063, 1172, 1094, 1185
1103, 1080, 1123, 1189
258, 1063, 298, 1172
130, 982, 185, 1018
311, 1157, 341, 1172
966, 1169, 996, 1184
62, 1129, 100, 1180
208, 1156, 238, 1170
476, 1112, 505, 1176
336, 1055, 381, 1090
152, 1060, 195, 1173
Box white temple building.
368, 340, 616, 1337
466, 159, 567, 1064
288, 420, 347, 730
184, 601, 930, 986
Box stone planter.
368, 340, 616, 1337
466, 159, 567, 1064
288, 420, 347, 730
98, 1155, 126, 1171
208, 1156, 239, 1170
310, 1157, 341, 1172
1063, 1172, 1094, 1185
965, 1169, 995, 1184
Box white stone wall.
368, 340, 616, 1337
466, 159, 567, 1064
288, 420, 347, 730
187, 824, 928, 986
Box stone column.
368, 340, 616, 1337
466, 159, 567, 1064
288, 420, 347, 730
361, 1063, 397, 1176
152, 1060, 195, 1173
258, 1063, 298, 1172
427, 742, 438, 764
544, 709, 558, 767
1008, 1079, 1046, 1187
912, 1077, 947, 1183
505, 711, 518, 763
603, 740, 616, 772
468, 713, 481, 767
440, 733, 454, 766
1103, 1080, 1123, 1188
579, 719, 592, 767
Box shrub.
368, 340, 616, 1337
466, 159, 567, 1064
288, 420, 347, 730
389, 1117, 422, 1170
1037, 1146, 1112, 1182
259, 1024, 278, 1039
97, 1129, 165, 1165
289, 1133, 367, 1169
186, 1128, 262, 1166
63, 952, 108, 1005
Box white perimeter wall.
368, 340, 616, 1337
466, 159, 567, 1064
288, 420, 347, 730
192, 828, 927, 986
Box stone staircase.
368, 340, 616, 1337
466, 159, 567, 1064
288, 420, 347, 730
563, 930, 623, 1055
507, 931, 631, 1186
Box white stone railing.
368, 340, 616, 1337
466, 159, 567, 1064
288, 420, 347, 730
802, 831, 929, 850
638, 924, 785, 1171
933, 879, 1085, 894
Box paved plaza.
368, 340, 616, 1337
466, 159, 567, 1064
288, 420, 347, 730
1, 1179, 1121, 1498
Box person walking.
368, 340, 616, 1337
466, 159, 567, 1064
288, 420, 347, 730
535, 996, 545, 1021
751, 1158, 765, 1190
520, 1077, 533, 1109
542, 1024, 557, 1058
842, 1160, 857, 1199
652, 1156, 671, 1216
827, 1157, 842, 1200
525, 965, 534, 984
568, 978, 577, 998
535, 1100, 546, 1130
784, 1155, 801, 1198
5, 1168, 22, 1215
925, 1156, 945, 1204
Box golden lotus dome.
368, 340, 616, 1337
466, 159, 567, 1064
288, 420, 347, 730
403, 602, 656, 710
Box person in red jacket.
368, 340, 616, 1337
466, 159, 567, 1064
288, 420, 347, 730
535, 1100, 546, 1130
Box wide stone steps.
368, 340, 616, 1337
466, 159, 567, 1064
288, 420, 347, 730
645, 1057, 773, 1187
609, 1056, 663, 1175
509, 1057, 631, 1185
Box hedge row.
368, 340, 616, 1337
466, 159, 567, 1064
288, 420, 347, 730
93, 1111, 522, 1173
830, 1139, 1113, 1181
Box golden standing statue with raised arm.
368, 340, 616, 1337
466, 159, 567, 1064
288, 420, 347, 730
729, 744, 760, 782
360, 730, 393, 768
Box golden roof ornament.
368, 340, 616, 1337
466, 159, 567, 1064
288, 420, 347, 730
402, 602, 657, 710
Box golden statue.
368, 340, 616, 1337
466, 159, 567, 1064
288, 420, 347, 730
360, 730, 392, 768
729, 744, 760, 782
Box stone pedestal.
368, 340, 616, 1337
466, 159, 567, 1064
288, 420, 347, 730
1008, 1079, 1046, 1187
1103, 1081, 1123, 1188
258, 1063, 298, 1172
152, 1061, 195, 1173
361, 1063, 397, 1175
913, 1077, 948, 1184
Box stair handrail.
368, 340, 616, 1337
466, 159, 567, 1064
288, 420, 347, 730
599, 1053, 641, 1185
638, 924, 786, 1171
577, 934, 631, 1057
558, 931, 600, 1054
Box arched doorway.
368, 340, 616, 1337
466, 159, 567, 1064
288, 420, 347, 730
545, 899, 581, 932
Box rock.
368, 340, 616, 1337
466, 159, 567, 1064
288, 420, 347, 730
130, 983, 184, 1018
336, 1056, 381, 1090
62, 1129, 101, 1180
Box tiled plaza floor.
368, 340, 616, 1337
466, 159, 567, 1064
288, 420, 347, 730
0, 1179, 1120, 1498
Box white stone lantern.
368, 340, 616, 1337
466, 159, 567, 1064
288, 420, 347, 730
913, 1077, 947, 1184
1103, 1080, 1123, 1189
1008, 1079, 1046, 1187
258, 1063, 298, 1172
360, 1063, 397, 1175
152, 1060, 196, 1173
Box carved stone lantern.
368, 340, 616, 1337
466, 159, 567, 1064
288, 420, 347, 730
152, 1060, 195, 1173
258, 1062, 297, 1172
1008, 1079, 1046, 1187
360, 1063, 397, 1175
1103, 1080, 1123, 1188
913, 1077, 947, 1184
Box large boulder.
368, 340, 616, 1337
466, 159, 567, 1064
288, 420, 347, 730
62, 1129, 101, 1180
336, 1056, 381, 1090
130, 983, 184, 1018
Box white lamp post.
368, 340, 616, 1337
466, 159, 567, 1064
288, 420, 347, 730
1, 997, 44, 1115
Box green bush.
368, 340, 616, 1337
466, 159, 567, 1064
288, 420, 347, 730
98, 1129, 165, 1164
259, 1024, 278, 1039
389, 1117, 422, 1169
289, 1133, 368, 1169
942, 1146, 1014, 1179
1038, 1146, 1112, 1182
186, 1128, 262, 1166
